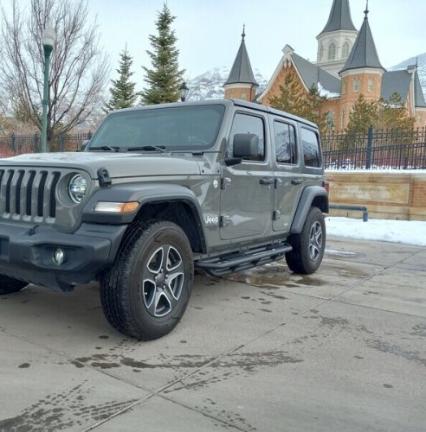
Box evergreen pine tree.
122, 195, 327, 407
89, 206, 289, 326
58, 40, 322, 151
378, 92, 415, 134
346, 94, 379, 134
270, 68, 327, 135
140, 4, 184, 105
104, 48, 138, 112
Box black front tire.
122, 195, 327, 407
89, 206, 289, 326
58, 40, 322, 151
286, 207, 326, 275
0, 275, 28, 295
100, 221, 194, 341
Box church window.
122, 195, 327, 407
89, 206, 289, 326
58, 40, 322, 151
342, 42, 350, 58
326, 112, 335, 130
328, 43, 336, 61
319, 44, 324, 61
352, 79, 361, 92
368, 79, 374, 92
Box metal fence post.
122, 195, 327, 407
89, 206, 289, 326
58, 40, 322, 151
10, 132, 16, 153
60, 134, 65, 152
366, 127, 373, 169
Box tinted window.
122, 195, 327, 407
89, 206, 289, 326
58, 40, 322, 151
89, 105, 225, 151
230, 113, 265, 161
301, 128, 322, 168
274, 121, 297, 164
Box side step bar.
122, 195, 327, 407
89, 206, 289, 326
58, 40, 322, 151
196, 244, 292, 276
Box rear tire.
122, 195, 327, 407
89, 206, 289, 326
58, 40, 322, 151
286, 207, 326, 275
100, 221, 193, 341
0, 275, 28, 295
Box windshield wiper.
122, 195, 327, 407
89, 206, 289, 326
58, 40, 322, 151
89, 145, 122, 152
126, 145, 167, 153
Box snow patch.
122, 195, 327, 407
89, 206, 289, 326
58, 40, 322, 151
326, 169, 426, 174
326, 217, 426, 246
186, 67, 267, 101
317, 82, 339, 99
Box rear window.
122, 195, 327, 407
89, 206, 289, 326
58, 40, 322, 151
301, 128, 322, 168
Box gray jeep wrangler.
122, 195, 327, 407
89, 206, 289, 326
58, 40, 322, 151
0, 100, 328, 340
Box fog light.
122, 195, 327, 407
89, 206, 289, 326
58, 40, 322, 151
53, 248, 65, 266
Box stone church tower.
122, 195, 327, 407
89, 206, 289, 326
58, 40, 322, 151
224, 27, 258, 101
316, 0, 358, 77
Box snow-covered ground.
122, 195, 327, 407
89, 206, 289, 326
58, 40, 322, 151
326, 169, 426, 174
326, 217, 426, 247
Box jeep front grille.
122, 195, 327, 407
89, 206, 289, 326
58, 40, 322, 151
0, 168, 61, 222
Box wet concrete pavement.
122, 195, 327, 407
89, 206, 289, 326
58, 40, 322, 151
0, 237, 425, 431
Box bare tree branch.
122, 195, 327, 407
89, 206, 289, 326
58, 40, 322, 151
0, 0, 109, 140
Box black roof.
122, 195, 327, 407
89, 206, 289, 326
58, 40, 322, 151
292, 53, 341, 95
225, 29, 258, 86
340, 10, 384, 73
319, 0, 357, 35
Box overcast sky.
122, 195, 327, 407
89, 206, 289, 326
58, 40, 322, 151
3, 0, 426, 85
89, 0, 426, 84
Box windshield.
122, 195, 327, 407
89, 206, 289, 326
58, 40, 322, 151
89, 104, 225, 151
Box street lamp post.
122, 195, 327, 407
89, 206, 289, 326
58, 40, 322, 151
41, 24, 55, 153
179, 81, 189, 102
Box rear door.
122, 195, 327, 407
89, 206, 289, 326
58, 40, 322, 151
220, 111, 274, 240
271, 117, 304, 232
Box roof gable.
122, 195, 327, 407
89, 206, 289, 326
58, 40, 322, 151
319, 0, 357, 35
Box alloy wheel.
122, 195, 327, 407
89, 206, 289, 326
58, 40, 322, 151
142, 245, 185, 317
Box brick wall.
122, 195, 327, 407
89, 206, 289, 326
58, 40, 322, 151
326, 171, 426, 221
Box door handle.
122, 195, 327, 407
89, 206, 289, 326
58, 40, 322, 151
291, 178, 303, 185
259, 177, 274, 186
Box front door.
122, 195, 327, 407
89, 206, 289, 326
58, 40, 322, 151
271, 118, 304, 233
220, 111, 274, 240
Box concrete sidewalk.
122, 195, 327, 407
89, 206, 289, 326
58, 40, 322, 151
0, 237, 425, 432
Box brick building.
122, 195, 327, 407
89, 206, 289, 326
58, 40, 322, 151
224, 0, 426, 130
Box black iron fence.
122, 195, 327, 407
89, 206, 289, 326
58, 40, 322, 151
0, 131, 92, 157
322, 127, 426, 170
1, 127, 426, 170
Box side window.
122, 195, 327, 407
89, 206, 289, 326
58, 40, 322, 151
274, 121, 297, 164
301, 128, 322, 168
230, 113, 265, 161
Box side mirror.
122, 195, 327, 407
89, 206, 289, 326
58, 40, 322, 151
233, 133, 260, 160
80, 140, 90, 152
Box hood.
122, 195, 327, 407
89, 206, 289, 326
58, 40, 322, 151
0, 151, 202, 178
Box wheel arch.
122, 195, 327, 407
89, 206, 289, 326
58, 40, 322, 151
290, 186, 328, 234
83, 183, 207, 254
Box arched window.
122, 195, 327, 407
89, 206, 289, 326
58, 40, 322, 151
328, 43, 336, 61
319, 43, 324, 61
342, 42, 350, 58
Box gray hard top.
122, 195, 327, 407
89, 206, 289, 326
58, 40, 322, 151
111, 99, 318, 129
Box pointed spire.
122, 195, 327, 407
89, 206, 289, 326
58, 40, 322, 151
364, 0, 369, 17
340, 7, 384, 74
225, 27, 258, 87
319, 0, 357, 35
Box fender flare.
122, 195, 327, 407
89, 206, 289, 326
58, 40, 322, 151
82, 182, 206, 245
290, 186, 328, 234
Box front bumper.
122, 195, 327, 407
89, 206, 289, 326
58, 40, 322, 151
0, 222, 127, 291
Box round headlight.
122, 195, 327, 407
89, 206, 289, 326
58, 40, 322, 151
69, 174, 88, 204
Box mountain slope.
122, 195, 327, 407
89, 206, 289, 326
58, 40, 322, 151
187, 67, 267, 101
392, 52, 426, 98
